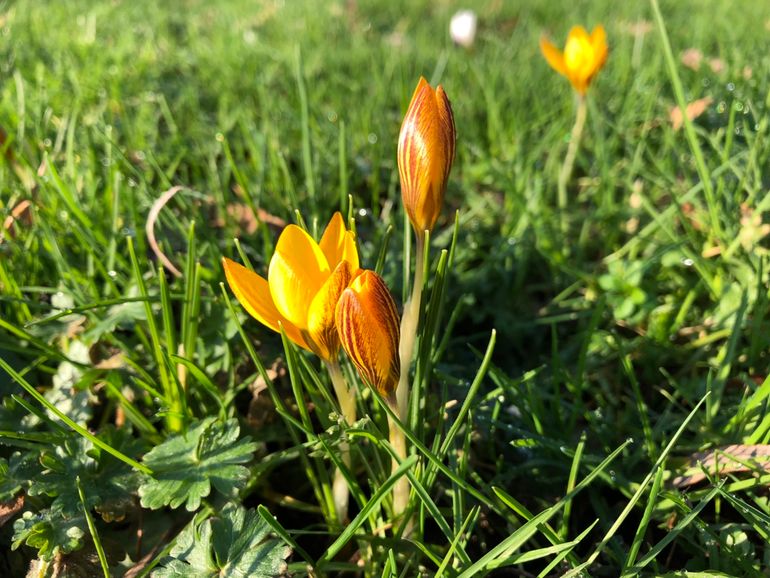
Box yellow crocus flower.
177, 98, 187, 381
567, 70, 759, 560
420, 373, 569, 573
398, 77, 456, 238
223, 212, 358, 360
335, 270, 401, 398
540, 25, 608, 95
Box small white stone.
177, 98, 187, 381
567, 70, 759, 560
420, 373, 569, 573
450, 10, 477, 48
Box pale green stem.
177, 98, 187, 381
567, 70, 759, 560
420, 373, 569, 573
387, 394, 410, 527
326, 360, 356, 524
557, 94, 588, 227
397, 234, 425, 422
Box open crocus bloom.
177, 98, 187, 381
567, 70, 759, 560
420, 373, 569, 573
540, 25, 608, 95
223, 212, 359, 361
335, 270, 401, 398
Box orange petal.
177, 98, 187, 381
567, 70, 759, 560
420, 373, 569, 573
222, 257, 310, 351
319, 212, 359, 270
540, 36, 568, 77
398, 77, 455, 235
306, 260, 354, 360
591, 25, 608, 70
268, 224, 330, 330
335, 270, 400, 396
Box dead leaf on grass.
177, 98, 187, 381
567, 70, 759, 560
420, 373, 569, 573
672, 444, 770, 488
0, 494, 24, 527
681, 48, 703, 70
669, 97, 713, 131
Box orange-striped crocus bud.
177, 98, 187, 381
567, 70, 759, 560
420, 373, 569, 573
540, 25, 608, 95
398, 77, 456, 238
335, 270, 400, 398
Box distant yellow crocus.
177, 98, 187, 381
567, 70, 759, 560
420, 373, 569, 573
398, 77, 456, 239
223, 212, 358, 361
540, 25, 608, 95
335, 270, 400, 398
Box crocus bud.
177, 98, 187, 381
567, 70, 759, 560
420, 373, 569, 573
335, 270, 400, 397
540, 25, 608, 95
398, 77, 456, 238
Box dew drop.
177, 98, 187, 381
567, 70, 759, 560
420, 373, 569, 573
367, 133, 378, 144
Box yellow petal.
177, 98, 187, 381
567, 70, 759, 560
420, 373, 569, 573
222, 257, 310, 351
591, 25, 608, 70
319, 212, 359, 270
335, 270, 400, 396
540, 36, 568, 77
268, 225, 330, 330
398, 77, 455, 236
306, 260, 354, 360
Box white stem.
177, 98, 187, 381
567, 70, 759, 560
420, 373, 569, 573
397, 235, 425, 422
326, 360, 356, 524
387, 395, 410, 526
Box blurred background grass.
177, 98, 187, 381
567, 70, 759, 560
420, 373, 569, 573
3, 0, 770, 574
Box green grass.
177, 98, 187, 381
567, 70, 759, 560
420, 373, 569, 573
2, 0, 770, 575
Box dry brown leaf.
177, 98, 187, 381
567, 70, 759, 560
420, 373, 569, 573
146, 185, 184, 278
1, 200, 32, 243
672, 444, 770, 488
743, 66, 753, 80
669, 97, 713, 131
681, 48, 703, 70
708, 57, 726, 74
0, 494, 24, 528
622, 20, 653, 37
95, 352, 125, 369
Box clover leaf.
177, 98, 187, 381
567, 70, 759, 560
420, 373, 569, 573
139, 418, 257, 511
152, 502, 291, 578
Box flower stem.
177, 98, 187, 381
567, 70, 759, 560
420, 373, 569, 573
326, 360, 356, 524
397, 234, 425, 423
386, 394, 409, 525
557, 94, 588, 229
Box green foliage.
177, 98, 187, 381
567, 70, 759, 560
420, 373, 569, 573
29, 430, 143, 520
12, 510, 86, 561
152, 503, 291, 578
139, 418, 257, 511
1, 0, 770, 574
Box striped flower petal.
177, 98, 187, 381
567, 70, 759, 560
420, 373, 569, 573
307, 260, 355, 360
398, 77, 456, 237
335, 270, 400, 397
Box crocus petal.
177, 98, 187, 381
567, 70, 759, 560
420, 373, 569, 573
591, 25, 608, 70
335, 270, 400, 397
398, 77, 456, 236
319, 211, 359, 270
268, 225, 330, 330
539, 36, 568, 77
543, 25, 607, 95
222, 257, 310, 351
306, 260, 354, 360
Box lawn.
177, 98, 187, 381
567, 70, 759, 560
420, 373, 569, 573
2, 0, 770, 576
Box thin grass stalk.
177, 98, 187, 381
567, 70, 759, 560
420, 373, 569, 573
557, 95, 588, 231
326, 360, 356, 523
